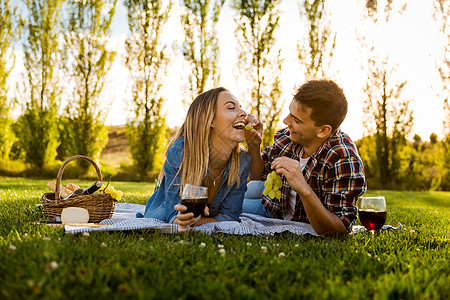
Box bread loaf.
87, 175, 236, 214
47, 182, 71, 198
66, 183, 80, 192
61, 207, 90, 224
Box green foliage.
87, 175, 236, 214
17, 0, 64, 171
262, 70, 283, 147
442, 138, 450, 190
365, 0, 377, 17
357, 134, 450, 191
0, 0, 19, 161
14, 105, 60, 171
58, 114, 108, 163
232, 0, 284, 148
60, 0, 116, 166
0, 159, 27, 177
21, 0, 64, 107
360, 1, 414, 189
0, 179, 449, 299
0, 113, 15, 162
126, 120, 167, 180
124, 0, 171, 179
432, 0, 449, 137
363, 69, 413, 189
298, 0, 336, 79
414, 137, 450, 191
180, 0, 225, 105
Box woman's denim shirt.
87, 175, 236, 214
140, 137, 252, 223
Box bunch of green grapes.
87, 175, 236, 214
263, 171, 282, 199
99, 184, 124, 200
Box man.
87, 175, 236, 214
243, 79, 367, 235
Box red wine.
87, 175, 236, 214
359, 210, 387, 231
180, 197, 208, 218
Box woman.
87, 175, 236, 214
141, 87, 253, 232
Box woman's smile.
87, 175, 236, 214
211, 91, 247, 145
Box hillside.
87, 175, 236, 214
100, 126, 132, 168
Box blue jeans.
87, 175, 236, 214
243, 181, 279, 218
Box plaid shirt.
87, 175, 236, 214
261, 127, 367, 230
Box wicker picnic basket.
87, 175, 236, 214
40, 155, 117, 223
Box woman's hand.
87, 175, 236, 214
244, 114, 263, 155
173, 204, 210, 233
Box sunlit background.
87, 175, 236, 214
8, 0, 447, 141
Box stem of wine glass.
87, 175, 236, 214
185, 224, 190, 238
371, 230, 376, 256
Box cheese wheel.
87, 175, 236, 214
61, 207, 90, 224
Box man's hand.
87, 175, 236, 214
244, 114, 263, 155
271, 157, 309, 197
271, 157, 347, 236
245, 114, 266, 180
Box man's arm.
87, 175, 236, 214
248, 151, 265, 180
290, 184, 348, 235
271, 156, 348, 235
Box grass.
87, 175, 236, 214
0, 178, 449, 299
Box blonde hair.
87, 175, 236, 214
158, 87, 241, 195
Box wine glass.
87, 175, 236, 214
358, 196, 387, 255
180, 184, 208, 234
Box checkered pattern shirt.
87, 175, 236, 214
261, 127, 367, 230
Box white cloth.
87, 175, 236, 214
283, 150, 309, 220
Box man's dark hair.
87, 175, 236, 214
293, 79, 348, 132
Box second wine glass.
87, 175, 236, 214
358, 196, 387, 233
358, 196, 387, 256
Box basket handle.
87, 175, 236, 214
55, 155, 103, 201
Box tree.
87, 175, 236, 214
180, 0, 225, 104
429, 133, 438, 145
297, 0, 336, 79
362, 55, 414, 188
15, 0, 63, 171
412, 134, 422, 151
359, 0, 414, 189
232, 0, 284, 148
0, 0, 19, 161
124, 0, 172, 179
433, 0, 449, 138
61, 0, 116, 165
433, 0, 450, 190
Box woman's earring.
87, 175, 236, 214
210, 123, 215, 128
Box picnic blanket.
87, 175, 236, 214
65, 203, 319, 236
65, 203, 402, 235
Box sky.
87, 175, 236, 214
9, 0, 448, 141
